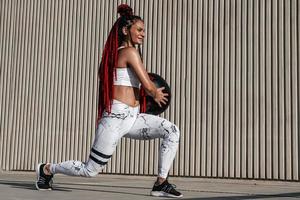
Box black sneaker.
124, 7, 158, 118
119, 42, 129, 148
35, 163, 53, 190
151, 180, 183, 198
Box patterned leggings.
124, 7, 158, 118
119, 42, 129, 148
50, 100, 180, 178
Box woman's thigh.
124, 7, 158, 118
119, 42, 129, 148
124, 113, 178, 140
92, 106, 135, 155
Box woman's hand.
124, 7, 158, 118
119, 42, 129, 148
154, 87, 169, 107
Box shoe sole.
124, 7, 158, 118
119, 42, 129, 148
35, 163, 52, 191
151, 191, 183, 198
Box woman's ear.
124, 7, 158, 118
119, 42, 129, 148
122, 27, 128, 35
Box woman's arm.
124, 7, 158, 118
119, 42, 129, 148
124, 47, 168, 106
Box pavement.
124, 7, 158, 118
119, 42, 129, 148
0, 171, 300, 200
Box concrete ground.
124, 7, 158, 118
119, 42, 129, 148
0, 171, 300, 200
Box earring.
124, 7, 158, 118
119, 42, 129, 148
122, 27, 128, 35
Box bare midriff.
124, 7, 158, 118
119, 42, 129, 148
113, 85, 140, 107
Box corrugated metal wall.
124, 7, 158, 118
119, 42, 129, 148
0, 0, 299, 180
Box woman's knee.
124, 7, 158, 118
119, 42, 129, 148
84, 168, 99, 177
85, 148, 113, 177
171, 124, 180, 142
84, 161, 103, 177
162, 121, 180, 143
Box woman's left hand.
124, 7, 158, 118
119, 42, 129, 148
154, 87, 169, 107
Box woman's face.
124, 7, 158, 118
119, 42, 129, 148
128, 20, 145, 45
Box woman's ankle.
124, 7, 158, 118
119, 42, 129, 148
43, 163, 52, 176
155, 177, 166, 185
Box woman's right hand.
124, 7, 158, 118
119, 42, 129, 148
154, 87, 169, 107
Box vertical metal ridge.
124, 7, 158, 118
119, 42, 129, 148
212, 0, 219, 177
229, 0, 236, 178
278, 0, 285, 180
13, 0, 25, 169
271, 0, 279, 180
189, 0, 198, 177
11, 0, 22, 170
0, 0, 7, 169
6, 0, 15, 170
297, 0, 300, 181
259, 0, 266, 179
59, 0, 67, 163
284, 0, 292, 180
206, 0, 213, 177
20, 0, 31, 170
181, 0, 189, 177
28, 0, 39, 170
247, 0, 253, 178
3, 0, 17, 170
217, 0, 225, 178
290, 0, 299, 180
223, 0, 230, 178
172, 0, 180, 176
201, 0, 208, 177
0, 0, 4, 169
241, 0, 247, 179
253, 0, 260, 179
223, 0, 229, 177
195, 0, 203, 177
235, 0, 241, 178
266, 0, 272, 179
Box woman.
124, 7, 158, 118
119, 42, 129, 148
35, 4, 182, 198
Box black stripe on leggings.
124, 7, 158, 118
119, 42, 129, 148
91, 148, 112, 159
89, 155, 107, 165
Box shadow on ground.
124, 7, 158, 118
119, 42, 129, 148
0, 179, 150, 197
172, 192, 300, 200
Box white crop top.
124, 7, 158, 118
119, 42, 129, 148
114, 67, 141, 88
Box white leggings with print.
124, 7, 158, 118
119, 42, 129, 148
50, 100, 180, 178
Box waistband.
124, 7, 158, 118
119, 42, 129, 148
111, 99, 140, 113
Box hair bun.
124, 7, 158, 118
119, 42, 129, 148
117, 4, 133, 17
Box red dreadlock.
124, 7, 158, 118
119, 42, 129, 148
97, 19, 120, 123
97, 4, 147, 123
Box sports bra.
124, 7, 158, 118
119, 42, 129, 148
114, 67, 141, 88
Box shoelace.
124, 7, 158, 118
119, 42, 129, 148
37, 176, 47, 184
38, 175, 52, 185
162, 183, 177, 193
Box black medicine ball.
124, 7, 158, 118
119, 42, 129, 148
145, 73, 171, 115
